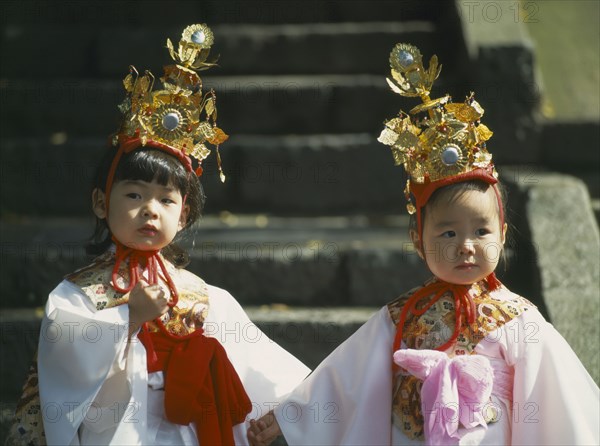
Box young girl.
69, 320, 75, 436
247, 43, 599, 445
7, 24, 309, 446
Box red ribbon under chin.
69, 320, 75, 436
392, 273, 502, 371
111, 239, 179, 307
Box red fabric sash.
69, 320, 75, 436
138, 324, 252, 445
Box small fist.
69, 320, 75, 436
128, 280, 169, 331
247, 411, 282, 446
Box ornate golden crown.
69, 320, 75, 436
377, 43, 497, 213
115, 24, 228, 180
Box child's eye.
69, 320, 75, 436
476, 228, 491, 236
160, 196, 178, 204
126, 193, 141, 199
441, 230, 456, 238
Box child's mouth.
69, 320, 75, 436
456, 263, 477, 270
139, 225, 158, 236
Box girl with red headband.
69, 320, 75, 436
248, 44, 598, 446
8, 25, 309, 446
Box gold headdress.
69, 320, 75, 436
114, 23, 227, 180
377, 43, 497, 214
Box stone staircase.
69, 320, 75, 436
522, 0, 600, 222
1, 0, 598, 440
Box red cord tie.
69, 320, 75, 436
393, 274, 501, 366
111, 238, 179, 307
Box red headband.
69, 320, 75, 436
411, 165, 504, 248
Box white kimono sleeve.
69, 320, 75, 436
38, 280, 137, 446
507, 308, 599, 445
273, 307, 395, 446
477, 307, 599, 445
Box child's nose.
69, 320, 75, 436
141, 200, 159, 217
459, 238, 476, 255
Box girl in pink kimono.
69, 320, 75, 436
247, 43, 599, 446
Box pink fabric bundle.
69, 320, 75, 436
393, 349, 512, 445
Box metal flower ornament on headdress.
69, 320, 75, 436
378, 43, 496, 214
115, 23, 227, 180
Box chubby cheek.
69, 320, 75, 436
423, 239, 458, 263
482, 241, 503, 265
424, 258, 451, 283
441, 241, 459, 261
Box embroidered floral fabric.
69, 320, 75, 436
5, 354, 46, 446
65, 250, 210, 336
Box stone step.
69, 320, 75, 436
0, 215, 435, 309
0, 306, 376, 406
1, 136, 562, 218
0, 211, 537, 311
1, 22, 444, 78
592, 199, 600, 227
0, 165, 548, 310
0, 0, 454, 26
540, 120, 600, 172
0, 135, 406, 217
0, 74, 465, 138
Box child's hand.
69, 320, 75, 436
128, 280, 169, 336
247, 411, 282, 446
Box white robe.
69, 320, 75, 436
274, 288, 599, 445
38, 280, 310, 446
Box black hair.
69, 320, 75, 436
87, 146, 206, 267
429, 180, 506, 217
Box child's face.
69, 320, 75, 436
95, 179, 188, 251
415, 187, 506, 285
